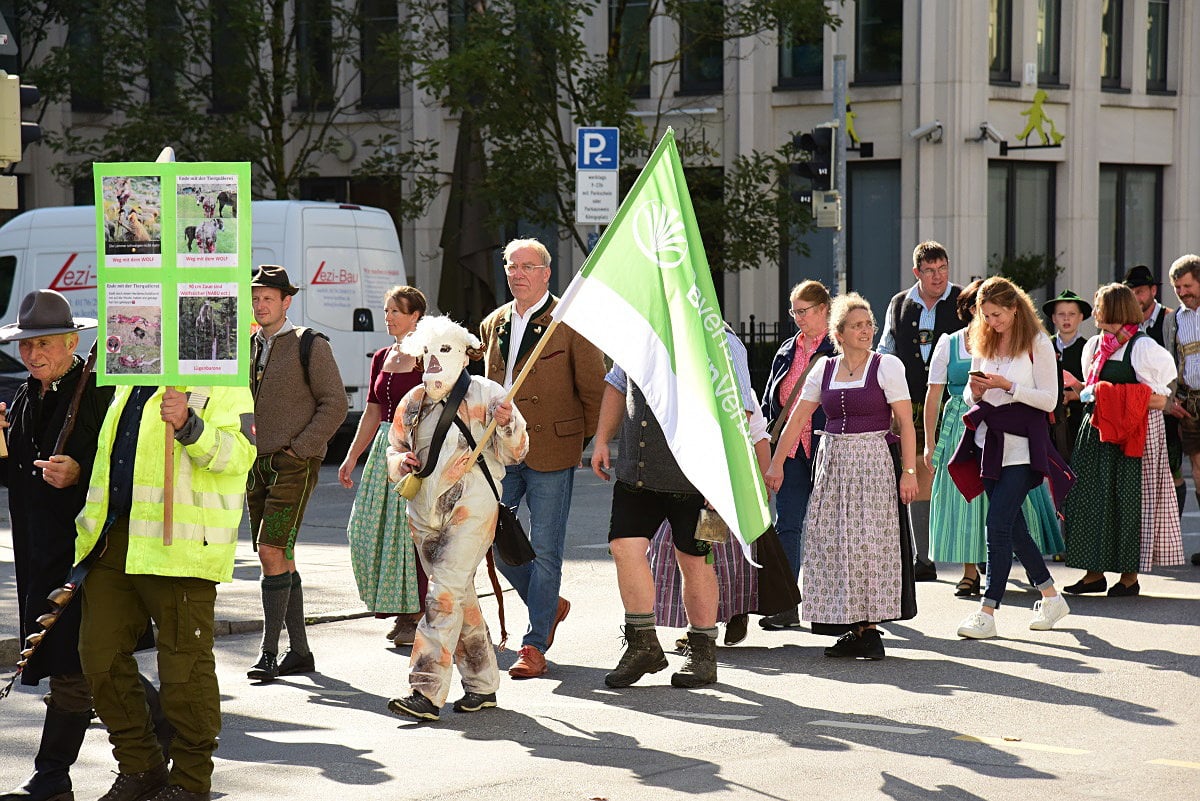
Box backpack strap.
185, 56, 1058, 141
296, 327, 330, 385
413, 371, 472, 480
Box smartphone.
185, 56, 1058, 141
968, 370, 988, 378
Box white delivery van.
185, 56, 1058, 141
0, 201, 407, 440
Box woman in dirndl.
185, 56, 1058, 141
765, 293, 918, 660
337, 285, 428, 645
925, 280, 1064, 597
1063, 283, 1183, 597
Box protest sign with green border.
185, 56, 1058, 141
92, 162, 251, 387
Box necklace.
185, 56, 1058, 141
844, 353, 870, 377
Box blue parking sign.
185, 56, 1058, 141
576, 127, 619, 171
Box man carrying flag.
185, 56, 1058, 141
557, 128, 771, 688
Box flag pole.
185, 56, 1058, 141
463, 317, 565, 466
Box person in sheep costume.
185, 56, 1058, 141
385, 315, 528, 721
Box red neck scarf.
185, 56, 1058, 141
1085, 324, 1139, 386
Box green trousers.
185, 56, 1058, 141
79, 518, 220, 793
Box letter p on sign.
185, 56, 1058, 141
576, 127, 619, 171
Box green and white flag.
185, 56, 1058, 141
554, 129, 771, 548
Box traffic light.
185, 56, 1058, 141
792, 126, 834, 192
0, 71, 41, 168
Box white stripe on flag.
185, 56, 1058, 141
557, 277, 741, 540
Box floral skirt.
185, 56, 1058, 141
346, 423, 421, 614
802, 431, 903, 625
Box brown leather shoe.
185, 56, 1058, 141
546, 597, 571, 649
508, 644, 547, 678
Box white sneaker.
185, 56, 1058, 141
957, 610, 997, 639
1029, 594, 1070, 630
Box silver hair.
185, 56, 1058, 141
503, 237, 551, 268
398, 315, 480, 358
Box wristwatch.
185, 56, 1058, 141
903, 467, 916, 475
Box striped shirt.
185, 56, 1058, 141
1175, 305, 1200, 388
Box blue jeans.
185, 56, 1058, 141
774, 452, 813, 582
495, 464, 575, 653
982, 465, 1054, 609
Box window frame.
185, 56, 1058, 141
1037, 0, 1062, 86
989, 0, 1014, 84
987, 160, 1058, 291
1098, 164, 1163, 285
359, 0, 400, 109
777, 19, 823, 89
1146, 0, 1169, 92
853, 0, 903, 86
1101, 0, 1124, 90
677, 0, 724, 96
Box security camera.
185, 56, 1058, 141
909, 121, 943, 143
979, 121, 1005, 143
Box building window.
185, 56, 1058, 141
678, 0, 723, 95
609, 0, 650, 97
296, 0, 335, 110
989, 0, 1013, 82
854, 0, 902, 85
212, 0, 251, 113
987, 161, 1056, 296
1146, 0, 1169, 92
1098, 165, 1161, 285
68, 9, 107, 112
147, 0, 182, 106
778, 19, 823, 88
360, 0, 399, 108
846, 161, 902, 322
1101, 0, 1123, 89
1037, 0, 1061, 84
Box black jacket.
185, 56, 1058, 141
2, 359, 113, 684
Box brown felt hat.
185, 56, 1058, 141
0, 290, 97, 342
251, 264, 299, 296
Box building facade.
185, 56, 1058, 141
8, 1, 1199, 333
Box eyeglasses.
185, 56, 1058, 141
504, 262, 546, 274
919, 264, 950, 277
789, 304, 821, 318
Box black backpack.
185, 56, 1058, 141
296, 327, 330, 385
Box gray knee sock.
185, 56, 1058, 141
285, 571, 310, 655
908, 500, 932, 565
624, 612, 655, 632
687, 624, 718, 641
260, 572, 291, 655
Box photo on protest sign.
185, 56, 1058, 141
178, 283, 239, 376
93, 161, 251, 387
100, 175, 163, 266
176, 176, 239, 267
104, 283, 163, 376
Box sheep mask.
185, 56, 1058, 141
398, 315, 480, 402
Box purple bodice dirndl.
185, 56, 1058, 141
820, 353, 893, 435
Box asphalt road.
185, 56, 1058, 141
1, 464, 1198, 801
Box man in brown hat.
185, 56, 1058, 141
0, 290, 112, 801
246, 265, 346, 682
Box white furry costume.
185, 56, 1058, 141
388, 318, 528, 706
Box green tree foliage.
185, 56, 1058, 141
370, 0, 840, 269
988, 252, 1065, 292
16, 0, 440, 205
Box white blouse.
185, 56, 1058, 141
800, 353, 910, 403
1079, 334, 1177, 395
927, 332, 969, 386
965, 332, 1057, 467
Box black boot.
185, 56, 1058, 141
604, 627, 668, 688
1177, 484, 1187, 516
0, 704, 92, 801
671, 632, 718, 688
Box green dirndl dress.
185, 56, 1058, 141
928, 331, 1065, 563
1064, 339, 1143, 573
346, 422, 421, 614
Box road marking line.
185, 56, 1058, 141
1148, 759, 1200, 770
663, 710, 759, 721
809, 720, 927, 735
573, 543, 613, 549
954, 734, 1088, 755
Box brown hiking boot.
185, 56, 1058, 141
671, 631, 717, 688
604, 627, 668, 688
